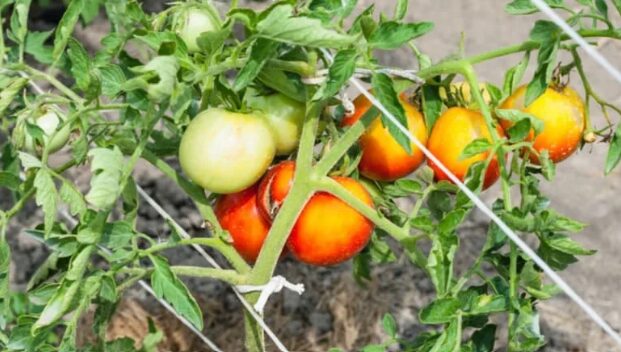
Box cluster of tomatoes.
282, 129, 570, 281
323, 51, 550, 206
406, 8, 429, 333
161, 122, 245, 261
179, 81, 586, 267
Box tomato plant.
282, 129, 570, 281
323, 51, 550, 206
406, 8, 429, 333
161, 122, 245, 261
1, 0, 621, 351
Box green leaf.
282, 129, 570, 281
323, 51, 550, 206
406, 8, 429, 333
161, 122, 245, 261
59, 181, 86, 217
605, 123, 621, 174
65, 245, 93, 281
421, 297, 460, 325
313, 49, 358, 101
258, 67, 307, 103
503, 52, 530, 95
595, 0, 608, 18
368, 21, 433, 50
0, 172, 20, 190
33, 280, 81, 331
371, 73, 412, 154
257, 4, 356, 48
81, 0, 101, 24
234, 38, 280, 91
468, 295, 508, 315
495, 109, 544, 135
0, 238, 10, 302
546, 234, 595, 256
196, 28, 231, 56
0, 77, 28, 118
149, 255, 203, 330
471, 325, 496, 352
382, 313, 397, 338
8, 0, 31, 45
506, 0, 564, 15
67, 38, 91, 92
361, 345, 385, 352
438, 209, 467, 234
18, 151, 42, 170
394, 0, 408, 20
99, 64, 126, 97
525, 22, 560, 106
429, 317, 461, 352
460, 138, 492, 160
34, 169, 57, 236
53, 0, 84, 64
507, 118, 532, 142
101, 221, 135, 250
85, 147, 124, 210
422, 80, 442, 129
25, 30, 54, 64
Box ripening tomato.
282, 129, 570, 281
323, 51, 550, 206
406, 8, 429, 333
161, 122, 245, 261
179, 108, 276, 194
214, 184, 271, 263
427, 107, 504, 189
341, 93, 427, 181
257, 160, 296, 221
172, 4, 221, 53
246, 92, 305, 155
500, 85, 585, 163
19, 109, 71, 155
288, 177, 374, 266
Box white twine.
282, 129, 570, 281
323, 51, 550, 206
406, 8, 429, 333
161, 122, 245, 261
237, 275, 305, 314
135, 185, 292, 352
320, 47, 621, 347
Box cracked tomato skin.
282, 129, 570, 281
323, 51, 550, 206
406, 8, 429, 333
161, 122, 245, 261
178, 108, 276, 194
427, 107, 504, 189
500, 85, 585, 164
287, 177, 374, 266
257, 160, 296, 222
214, 184, 271, 263
341, 93, 427, 181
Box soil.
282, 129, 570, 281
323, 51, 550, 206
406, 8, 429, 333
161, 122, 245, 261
3, 1, 621, 351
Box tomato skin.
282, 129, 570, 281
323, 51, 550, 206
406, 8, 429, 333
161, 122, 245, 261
287, 177, 374, 266
21, 110, 71, 155
214, 185, 271, 263
172, 5, 221, 53
342, 93, 427, 181
246, 93, 305, 156
178, 108, 276, 194
500, 85, 585, 163
257, 160, 296, 221
427, 107, 503, 189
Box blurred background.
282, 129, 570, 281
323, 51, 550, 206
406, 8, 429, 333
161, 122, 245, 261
3, 0, 621, 351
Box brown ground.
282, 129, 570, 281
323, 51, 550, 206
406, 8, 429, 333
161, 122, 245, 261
4, 1, 621, 351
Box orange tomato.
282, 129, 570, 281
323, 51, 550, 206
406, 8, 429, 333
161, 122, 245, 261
500, 85, 585, 163
427, 107, 503, 189
257, 160, 296, 221
341, 93, 427, 181
288, 177, 374, 266
214, 184, 271, 263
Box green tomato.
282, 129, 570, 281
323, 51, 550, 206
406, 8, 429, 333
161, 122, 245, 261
179, 108, 276, 194
172, 4, 221, 53
246, 92, 305, 155
22, 110, 71, 155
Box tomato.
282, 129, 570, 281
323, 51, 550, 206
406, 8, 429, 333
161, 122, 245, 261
20, 109, 71, 155
500, 85, 585, 163
179, 108, 276, 194
288, 177, 374, 266
427, 107, 503, 189
257, 160, 296, 221
214, 184, 271, 263
341, 93, 427, 181
172, 4, 221, 53
246, 92, 305, 156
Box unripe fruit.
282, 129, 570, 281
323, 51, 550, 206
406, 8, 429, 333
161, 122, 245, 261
172, 5, 221, 53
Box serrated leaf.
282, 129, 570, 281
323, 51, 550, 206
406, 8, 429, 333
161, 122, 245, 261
85, 147, 124, 210
59, 181, 86, 217
34, 169, 57, 235
313, 49, 358, 101
53, 0, 84, 64
9, 0, 31, 45
546, 234, 595, 256
503, 52, 530, 95
394, 0, 408, 20
67, 38, 91, 91
382, 313, 397, 337
99, 64, 126, 97
0, 77, 28, 117
25, 30, 54, 64
422, 81, 442, 129
257, 4, 356, 48
0, 172, 21, 190
368, 21, 433, 50
371, 73, 412, 154
539, 150, 555, 181
33, 280, 80, 331
65, 245, 93, 281
234, 38, 279, 91
149, 255, 203, 330
605, 123, 621, 174
507, 118, 532, 142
